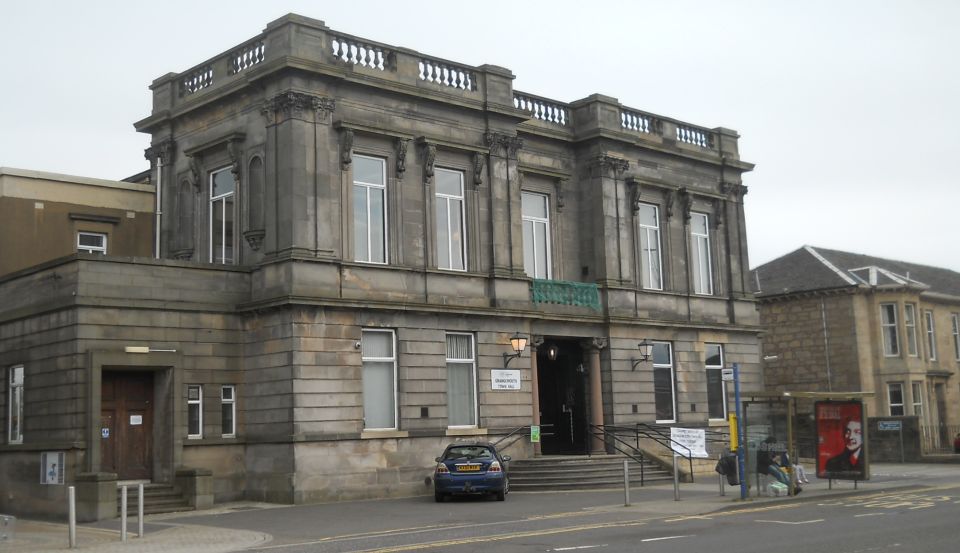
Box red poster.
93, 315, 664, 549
815, 401, 867, 480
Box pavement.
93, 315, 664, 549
2, 462, 957, 553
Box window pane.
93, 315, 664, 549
654, 367, 675, 421
362, 331, 393, 357
223, 195, 234, 263
353, 186, 369, 261
211, 169, 234, 197
523, 220, 535, 278
707, 369, 725, 419
435, 169, 462, 196
905, 305, 918, 356
449, 199, 464, 270
888, 385, 903, 404
370, 188, 385, 263
362, 361, 395, 428
354, 156, 384, 185
534, 223, 547, 278
188, 404, 201, 436
436, 199, 450, 269
212, 198, 225, 262
221, 402, 234, 435
522, 192, 547, 218
638, 204, 658, 227
652, 342, 672, 365
78, 233, 104, 248
705, 344, 722, 367
691, 213, 708, 235
640, 227, 662, 290
447, 362, 475, 426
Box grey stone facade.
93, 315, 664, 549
0, 14, 760, 519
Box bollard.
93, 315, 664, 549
672, 452, 680, 501
138, 483, 144, 538
68, 486, 76, 548
2, 514, 17, 542
623, 459, 630, 506
120, 485, 128, 542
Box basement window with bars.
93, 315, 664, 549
77, 232, 107, 254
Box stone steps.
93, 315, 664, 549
508, 455, 673, 492
116, 483, 192, 516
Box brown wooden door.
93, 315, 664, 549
100, 371, 153, 480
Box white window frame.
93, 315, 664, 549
77, 232, 107, 254
904, 304, 919, 357
880, 303, 900, 357
652, 341, 676, 424
521, 191, 552, 279
952, 313, 960, 361
209, 166, 236, 264
435, 168, 467, 271
924, 310, 937, 361
353, 155, 388, 264
8, 365, 23, 444
221, 385, 236, 438
637, 203, 663, 290
361, 329, 398, 430
187, 384, 203, 439
705, 344, 727, 420
911, 381, 923, 417
690, 212, 713, 295
445, 332, 477, 428
887, 382, 904, 416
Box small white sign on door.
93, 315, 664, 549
130, 415, 143, 426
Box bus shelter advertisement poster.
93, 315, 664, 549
816, 401, 868, 480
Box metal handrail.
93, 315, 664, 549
594, 423, 696, 482
587, 424, 648, 486
490, 424, 554, 448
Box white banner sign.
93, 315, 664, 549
670, 427, 709, 459
490, 369, 521, 390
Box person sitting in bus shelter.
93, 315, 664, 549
757, 436, 802, 494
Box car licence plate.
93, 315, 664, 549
456, 464, 481, 472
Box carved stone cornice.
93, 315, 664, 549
484, 132, 523, 159
226, 138, 242, 185
396, 138, 409, 180
555, 178, 567, 212
627, 177, 641, 212
472, 152, 484, 185
678, 187, 692, 222
187, 155, 203, 192
712, 197, 725, 228
340, 128, 354, 170
590, 155, 629, 179
422, 142, 437, 183
144, 138, 175, 166
531, 336, 545, 350
243, 229, 265, 251
172, 248, 194, 261
664, 190, 676, 220
261, 91, 335, 124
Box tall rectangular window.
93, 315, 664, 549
904, 304, 918, 357
521, 192, 551, 279
77, 232, 107, 254
952, 313, 960, 360
887, 382, 904, 416
361, 329, 396, 429
187, 384, 203, 439
637, 203, 663, 290
705, 344, 726, 420
221, 385, 236, 438
880, 303, 899, 356
924, 310, 936, 361
353, 155, 388, 264
690, 213, 713, 295
435, 169, 466, 271
445, 333, 476, 427
8, 366, 23, 444
653, 342, 675, 423
911, 381, 923, 417
209, 167, 235, 264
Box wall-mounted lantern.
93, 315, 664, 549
630, 339, 654, 370
503, 332, 528, 368
546, 343, 559, 361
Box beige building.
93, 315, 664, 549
0, 168, 155, 276
753, 246, 960, 451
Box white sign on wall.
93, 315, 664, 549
669, 427, 709, 459
490, 369, 521, 390
41, 451, 65, 485
130, 415, 143, 426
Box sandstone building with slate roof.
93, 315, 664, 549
752, 246, 960, 450
0, 14, 761, 519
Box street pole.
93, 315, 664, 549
734, 362, 747, 500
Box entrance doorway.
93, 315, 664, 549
537, 339, 586, 455
101, 371, 154, 480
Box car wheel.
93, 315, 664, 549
505, 478, 510, 494
496, 489, 505, 501
435, 492, 445, 503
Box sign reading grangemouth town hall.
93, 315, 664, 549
490, 370, 521, 390
816, 401, 868, 481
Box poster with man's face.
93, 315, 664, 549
816, 401, 868, 480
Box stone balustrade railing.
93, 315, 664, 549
514, 92, 569, 126
155, 15, 734, 159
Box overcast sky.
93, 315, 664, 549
2, 0, 958, 271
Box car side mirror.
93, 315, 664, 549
502, 455, 511, 462
435, 457, 441, 462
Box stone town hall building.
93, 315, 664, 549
0, 14, 760, 519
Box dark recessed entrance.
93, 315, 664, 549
537, 339, 586, 455
100, 371, 154, 480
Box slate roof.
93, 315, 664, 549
751, 246, 960, 298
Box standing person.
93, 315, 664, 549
825, 418, 864, 474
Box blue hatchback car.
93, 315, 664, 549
433, 442, 511, 502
